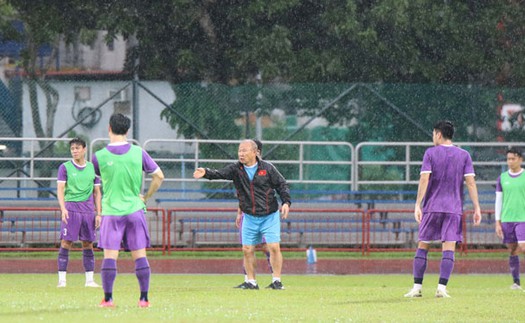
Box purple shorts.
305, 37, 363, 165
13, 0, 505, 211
98, 209, 150, 251
418, 212, 462, 242
238, 214, 267, 245
60, 210, 96, 242
501, 222, 525, 244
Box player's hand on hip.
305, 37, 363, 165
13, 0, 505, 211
61, 210, 69, 224
193, 168, 205, 179
280, 204, 290, 219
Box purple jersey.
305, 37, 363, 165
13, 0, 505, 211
92, 143, 159, 176
420, 145, 475, 215
57, 161, 101, 213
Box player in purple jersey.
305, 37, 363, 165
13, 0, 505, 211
405, 120, 481, 298
94, 114, 164, 308
56, 138, 101, 288
234, 139, 273, 289
494, 147, 525, 291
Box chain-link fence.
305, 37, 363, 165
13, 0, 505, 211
5, 78, 525, 145
1, 76, 525, 201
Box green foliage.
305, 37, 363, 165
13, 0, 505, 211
4, 1, 525, 143
161, 83, 242, 143
3, 1, 525, 86
52, 0, 520, 87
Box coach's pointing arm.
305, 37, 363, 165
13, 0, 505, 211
193, 164, 237, 180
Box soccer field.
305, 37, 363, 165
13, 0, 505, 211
1, 274, 522, 322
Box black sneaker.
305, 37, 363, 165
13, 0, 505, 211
266, 281, 285, 290
234, 282, 247, 288
236, 282, 259, 290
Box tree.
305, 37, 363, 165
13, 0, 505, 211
5, 0, 525, 145
4, 0, 100, 195
91, 1, 525, 87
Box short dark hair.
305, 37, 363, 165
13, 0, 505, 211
69, 137, 86, 148
506, 147, 523, 157
252, 138, 263, 153
433, 120, 454, 140
110, 113, 131, 135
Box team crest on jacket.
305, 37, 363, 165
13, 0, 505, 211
257, 170, 267, 176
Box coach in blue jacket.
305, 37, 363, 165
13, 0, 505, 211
193, 139, 291, 290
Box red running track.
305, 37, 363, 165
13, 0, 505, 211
0, 258, 508, 274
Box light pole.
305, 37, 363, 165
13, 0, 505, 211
255, 71, 262, 140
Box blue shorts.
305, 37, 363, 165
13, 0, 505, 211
241, 211, 281, 246
239, 214, 267, 245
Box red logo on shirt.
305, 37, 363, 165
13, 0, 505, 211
258, 170, 267, 176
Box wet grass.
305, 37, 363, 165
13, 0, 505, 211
0, 274, 522, 322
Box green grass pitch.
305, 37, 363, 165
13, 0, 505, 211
1, 274, 522, 322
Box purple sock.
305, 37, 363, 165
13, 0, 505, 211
57, 247, 69, 272
101, 258, 117, 294
413, 248, 428, 284
82, 249, 95, 272
439, 250, 455, 285
510, 255, 520, 285
265, 251, 273, 273
135, 257, 150, 293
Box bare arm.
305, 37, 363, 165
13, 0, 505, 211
235, 207, 242, 229
280, 203, 290, 219
465, 175, 482, 225
143, 169, 165, 203
414, 173, 430, 224
93, 185, 102, 228
495, 191, 503, 238
57, 182, 68, 224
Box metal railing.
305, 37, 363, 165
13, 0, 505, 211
0, 137, 73, 181
355, 141, 518, 190
142, 139, 354, 185
0, 137, 517, 201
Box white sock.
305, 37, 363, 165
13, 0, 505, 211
58, 271, 66, 282
244, 274, 248, 282
85, 271, 94, 282
272, 277, 281, 283
437, 284, 447, 291
413, 283, 422, 290
247, 279, 257, 286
